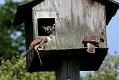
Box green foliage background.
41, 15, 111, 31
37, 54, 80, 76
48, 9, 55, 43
0, 57, 55, 80
0, 0, 119, 80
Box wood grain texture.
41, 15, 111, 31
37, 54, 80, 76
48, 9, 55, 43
32, 0, 107, 50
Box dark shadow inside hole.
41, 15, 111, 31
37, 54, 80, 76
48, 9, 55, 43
38, 18, 55, 36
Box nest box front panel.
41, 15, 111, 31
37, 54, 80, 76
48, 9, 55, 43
32, 0, 107, 50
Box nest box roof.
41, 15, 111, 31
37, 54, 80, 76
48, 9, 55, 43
13, 0, 119, 26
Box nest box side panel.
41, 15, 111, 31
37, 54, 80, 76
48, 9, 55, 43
32, 0, 107, 50
25, 11, 33, 50
70, 0, 107, 48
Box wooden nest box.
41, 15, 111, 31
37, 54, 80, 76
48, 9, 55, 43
13, 0, 119, 72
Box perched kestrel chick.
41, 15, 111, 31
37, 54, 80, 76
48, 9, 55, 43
87, 43, 95, 53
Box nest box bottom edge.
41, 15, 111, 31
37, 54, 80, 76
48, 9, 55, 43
26, 48, 108, 72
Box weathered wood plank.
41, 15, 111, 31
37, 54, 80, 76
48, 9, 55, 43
32, 0, 107, 50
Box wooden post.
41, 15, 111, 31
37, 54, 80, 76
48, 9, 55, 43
56, 59, 80, 80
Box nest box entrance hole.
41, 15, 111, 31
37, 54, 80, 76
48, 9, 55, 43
38, 18, 55, 36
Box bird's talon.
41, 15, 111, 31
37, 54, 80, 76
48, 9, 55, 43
87, 43, 96, 53
37, 48, 42, 50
